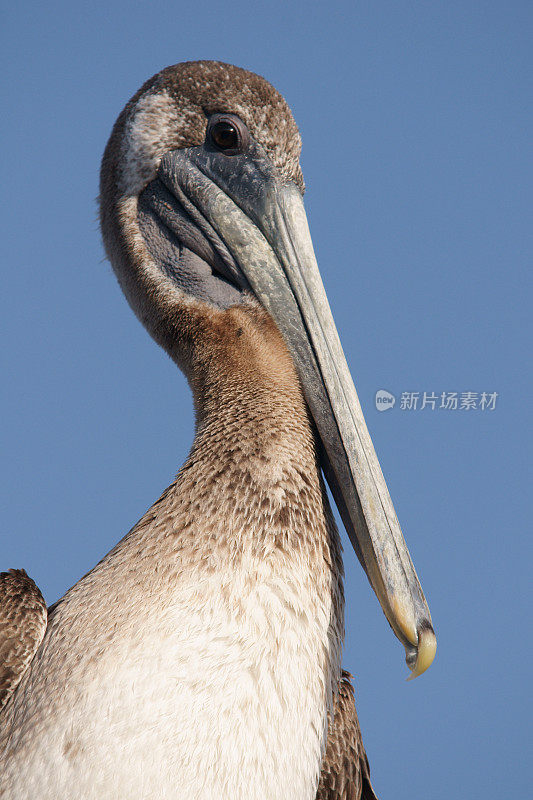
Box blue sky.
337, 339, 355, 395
2, 2, 531, 796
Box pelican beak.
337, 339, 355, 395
152, 142, 436, 677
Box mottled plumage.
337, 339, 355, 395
317, 672, 377, 800
0, 570, 47, 711
0, 306, 358, 798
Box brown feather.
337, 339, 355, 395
317, 671, 378, 800
0, 569, 47, 711
1, 63, 380, 796
99, 60, 379, 797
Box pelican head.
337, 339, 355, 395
100, 60, 435, 677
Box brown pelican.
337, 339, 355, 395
0, 61, 435, 799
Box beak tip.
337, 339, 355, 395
405, 624, 437, 681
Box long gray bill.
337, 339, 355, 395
156, 146, 436, 678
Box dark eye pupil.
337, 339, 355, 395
211, 121, 238, 150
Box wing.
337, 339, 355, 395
0, 569, 47, 711
317, 670, 378, 800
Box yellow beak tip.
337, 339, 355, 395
406, 627, 437, 681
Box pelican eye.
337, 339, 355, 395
207, 114, 249, 156
211, 121, 237, 149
